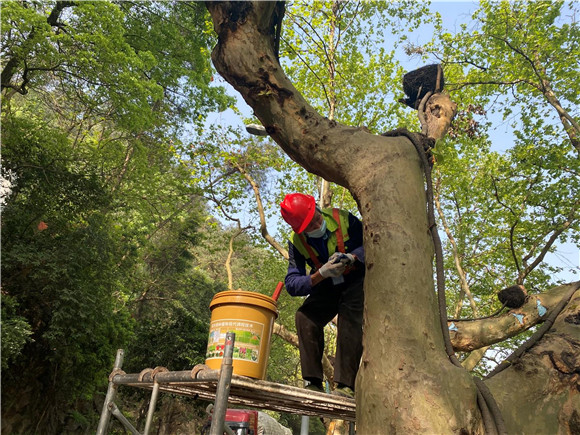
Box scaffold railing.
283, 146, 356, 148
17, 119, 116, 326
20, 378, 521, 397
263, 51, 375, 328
96, 340, 355, 434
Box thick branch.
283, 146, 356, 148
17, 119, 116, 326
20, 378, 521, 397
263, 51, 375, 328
542, 82, 580, 153
318, 179, 332, 209
421, 93, 458, 141
520, 207, 575, 282
2, 1, 76, 93
273, 322, 298, 347
434, 175, 478, 318
449, 282, 580, 351
226, 225, 244, 290
462, 347, 489, 371
47, 1, 77, 26
1, 56, 22, 93
206, 1, 379, 190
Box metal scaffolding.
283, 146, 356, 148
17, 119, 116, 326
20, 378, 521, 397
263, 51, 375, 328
96, 339, 355, 434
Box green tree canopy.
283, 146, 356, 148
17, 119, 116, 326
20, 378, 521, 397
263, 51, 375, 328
1, 1, 232, 431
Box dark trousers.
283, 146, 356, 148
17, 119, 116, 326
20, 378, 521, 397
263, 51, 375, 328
295, 275, 364, 389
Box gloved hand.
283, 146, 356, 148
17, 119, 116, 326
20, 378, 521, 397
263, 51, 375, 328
328, 252, 356, 266
318, 259, 346, 278
328, 252, 343, 263
341, 253, 356, 266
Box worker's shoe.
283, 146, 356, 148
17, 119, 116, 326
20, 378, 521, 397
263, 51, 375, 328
332, 385, 355, 399
304, 383, 325, 393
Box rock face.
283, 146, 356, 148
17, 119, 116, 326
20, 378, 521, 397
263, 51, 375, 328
258, 412, 292, 435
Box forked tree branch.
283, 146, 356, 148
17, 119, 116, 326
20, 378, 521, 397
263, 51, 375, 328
232, 161, 288, 259
449, 282, 579, 351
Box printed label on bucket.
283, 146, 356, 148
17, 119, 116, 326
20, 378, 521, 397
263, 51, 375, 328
206, 319, 264, 363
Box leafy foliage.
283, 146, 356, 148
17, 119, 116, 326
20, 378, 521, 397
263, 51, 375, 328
1, 1, 232, 431
430, 0, 579, 295
1, 1, 231, 131
1, 110, 134, 430
1, 294, 33, 371
282, 0, 430, 132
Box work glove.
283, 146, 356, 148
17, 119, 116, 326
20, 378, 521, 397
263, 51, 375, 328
328, 252, 356, 266
340, 253, 356, 266
318, 259, 346, 278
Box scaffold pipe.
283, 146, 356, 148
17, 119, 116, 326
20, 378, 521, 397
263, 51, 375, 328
96, 349, 124, 435
210, 332, 235, 435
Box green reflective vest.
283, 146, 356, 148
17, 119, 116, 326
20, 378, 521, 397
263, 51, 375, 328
290, 208, 351, 268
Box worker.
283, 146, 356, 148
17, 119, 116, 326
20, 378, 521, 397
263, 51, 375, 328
280, 193, 365, 398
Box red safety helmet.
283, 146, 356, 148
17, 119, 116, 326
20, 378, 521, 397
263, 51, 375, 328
280, 193, 316, 233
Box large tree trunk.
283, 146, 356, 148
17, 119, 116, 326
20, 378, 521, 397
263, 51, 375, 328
204, 2, 579, 433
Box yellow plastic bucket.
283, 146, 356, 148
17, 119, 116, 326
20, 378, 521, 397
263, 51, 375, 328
205, 290, 278, 380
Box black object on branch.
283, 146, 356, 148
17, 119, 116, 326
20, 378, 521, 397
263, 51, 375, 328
497, 285, 527, 309
399, 64, 445, 110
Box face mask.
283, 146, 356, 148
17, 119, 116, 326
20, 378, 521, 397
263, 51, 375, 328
306, 218, 327, 238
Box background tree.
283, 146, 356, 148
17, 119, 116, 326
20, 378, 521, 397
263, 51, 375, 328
414, 0, 580, 371
1, 1, 230, 431
1, 103, 135, 432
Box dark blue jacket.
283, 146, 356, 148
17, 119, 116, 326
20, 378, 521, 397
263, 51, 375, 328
285, 211, 365, 296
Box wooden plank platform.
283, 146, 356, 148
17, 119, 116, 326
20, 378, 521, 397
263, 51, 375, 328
111, 365, 355, 421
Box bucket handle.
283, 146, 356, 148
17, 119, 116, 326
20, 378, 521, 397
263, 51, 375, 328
272, 282, 284, 301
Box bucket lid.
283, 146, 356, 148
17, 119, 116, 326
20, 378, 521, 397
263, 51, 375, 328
210, 290, 279, 317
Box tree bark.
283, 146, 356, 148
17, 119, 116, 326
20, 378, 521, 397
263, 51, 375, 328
485, 287, 580, 434
450, 282, 580, 351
